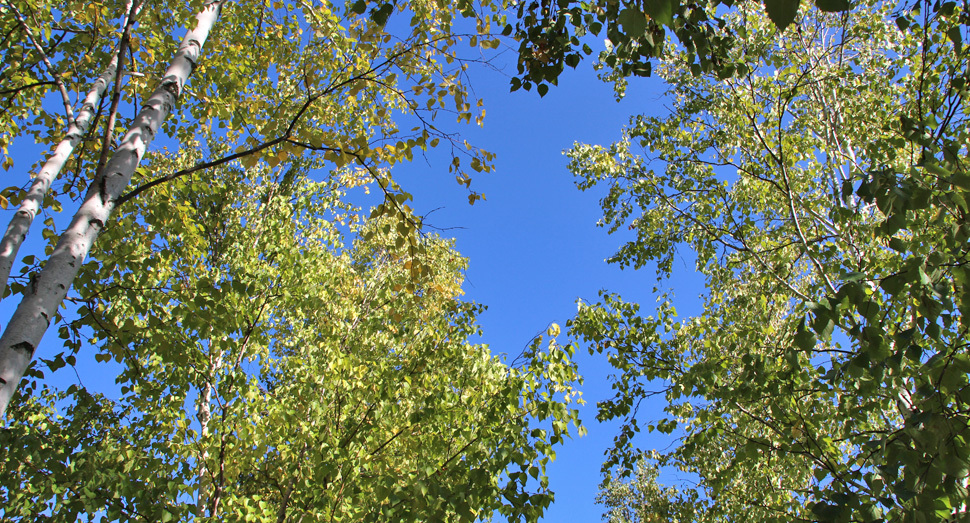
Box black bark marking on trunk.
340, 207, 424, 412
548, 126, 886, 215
28, 272, 39, 294
11, 341, 33, 355
162, 79, 181, 99
98, 174, 109, 204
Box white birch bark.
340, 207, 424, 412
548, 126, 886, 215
0, 0, 143, 299
0, 0, 225, 416
0, 59, 117, 301
195, 346, 221, 517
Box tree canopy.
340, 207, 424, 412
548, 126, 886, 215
0, 0, 585, 520
568, 0, 970, 520
2, 159, 583, 521
1, 0, 969, 520
505, 0, 851, 96
0, 0, 505, 413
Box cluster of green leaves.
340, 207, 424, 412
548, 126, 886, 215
567, 0, 970, 520
0, 0, 503, 271
503, 0, 851, 97
596, 457, 707, 522
1, 154, 584, 521
0, 0, 592, 520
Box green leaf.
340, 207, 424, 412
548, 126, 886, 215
815, 0, 849, 12
643, 0, 678, 28
370, 3, 393, 26
947, 26, 963, 55
794, 322, 817, 351
763, 0, 800, 30
811, 502, 845, 520
880, 273, 908, 295
618, 8, 648, 37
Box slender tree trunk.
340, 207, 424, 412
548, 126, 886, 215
195, 347, 222, 518
0, 0, 225, 417
0, 0, 144, 301
196, 377, 213, 517
0, 63, 114, 300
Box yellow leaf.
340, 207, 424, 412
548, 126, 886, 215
547, 323, 561, 337
240, 154, 259, 170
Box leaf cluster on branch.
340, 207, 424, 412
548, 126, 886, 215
0, 0, 586, 520
567, 0, 970, 520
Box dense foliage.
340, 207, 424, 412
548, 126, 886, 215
1, 160, 583, 521
3, 0, 968, 520
0, 0, 515, 414
0, 0, 584, 520
568, 0, 970, 520
505, 0, 850, 96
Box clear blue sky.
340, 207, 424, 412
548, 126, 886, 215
2, 30, 708, 523
384, 52, 707, 521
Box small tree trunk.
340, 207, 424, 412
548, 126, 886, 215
195, 346, 222, 518
0, 59, 118, 301
0, 0, 225, 417
196, 376, 214, 517
0, 0, 144, 302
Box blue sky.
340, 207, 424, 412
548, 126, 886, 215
382, 53, 708, 521
1, 26, 708, 523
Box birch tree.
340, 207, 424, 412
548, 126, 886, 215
0, 0, 504, 417
0, 2, 587, 518
0, 0, 223, 416
568, 0, 970, 519
0, 46, 124, 301
0, 158, 584, 521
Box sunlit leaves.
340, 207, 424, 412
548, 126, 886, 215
3, 144, 582, 520
569, 0, 970, 520
0, 1, 581, 518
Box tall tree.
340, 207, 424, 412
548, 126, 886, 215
0, 0, 223, 415
1, 157, 584, 521
0, 0, 503, 416
567, 0, 970, 520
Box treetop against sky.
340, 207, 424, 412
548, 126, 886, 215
2, 0, 968, 521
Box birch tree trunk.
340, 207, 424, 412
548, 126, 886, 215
0, 0, 150, 302
0, 0, 144, 299
0, 0, 225, 417
195, 346, 221, 518
0, 62, 116, 301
